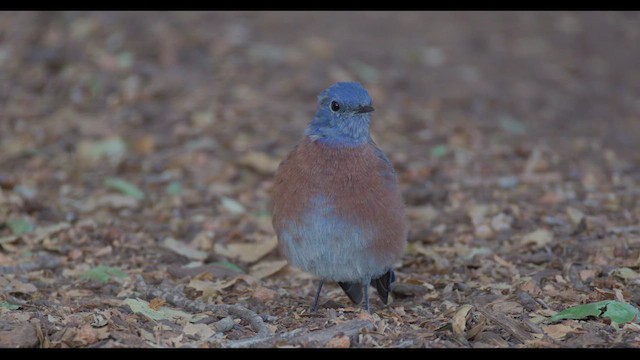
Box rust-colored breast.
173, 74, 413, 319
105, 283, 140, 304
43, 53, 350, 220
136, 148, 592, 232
270, 137, 407, 268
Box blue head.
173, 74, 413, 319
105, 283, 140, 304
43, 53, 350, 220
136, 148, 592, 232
304, 82, 374, 147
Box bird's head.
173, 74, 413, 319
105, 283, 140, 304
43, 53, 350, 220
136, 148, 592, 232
305, 82, 374, 147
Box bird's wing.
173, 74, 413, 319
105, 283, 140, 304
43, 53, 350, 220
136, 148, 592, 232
368, 137, 399, 188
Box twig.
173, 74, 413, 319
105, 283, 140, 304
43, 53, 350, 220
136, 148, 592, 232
287, 319, 374, 346
607, 226, 640, 235
477, 306, 533, 343
0, 255, 63, 275
132, 275, 270, 345
223, 319, 374, 348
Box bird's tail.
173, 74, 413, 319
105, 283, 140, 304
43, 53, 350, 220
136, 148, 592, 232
338, 269, 396, 305
370, 269, 396, 304
338, 281, 363, 304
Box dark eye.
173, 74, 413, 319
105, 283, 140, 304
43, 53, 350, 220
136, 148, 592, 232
330, 101, 340, 112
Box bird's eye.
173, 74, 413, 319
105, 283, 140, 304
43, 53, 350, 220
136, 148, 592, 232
330, 101, 340, 112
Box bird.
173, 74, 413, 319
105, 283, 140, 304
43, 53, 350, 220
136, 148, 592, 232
270, 82, 408, 313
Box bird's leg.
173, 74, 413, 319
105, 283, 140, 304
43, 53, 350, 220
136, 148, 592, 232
363, 280, 371, 313
310, 279, 324, 312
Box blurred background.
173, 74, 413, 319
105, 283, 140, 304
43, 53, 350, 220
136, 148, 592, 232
1, 11, 640, 347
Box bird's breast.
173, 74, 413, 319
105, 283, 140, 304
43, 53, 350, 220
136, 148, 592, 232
271, 137, 407, 272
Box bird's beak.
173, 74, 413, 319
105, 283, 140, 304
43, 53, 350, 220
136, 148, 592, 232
355, 105, 375, 114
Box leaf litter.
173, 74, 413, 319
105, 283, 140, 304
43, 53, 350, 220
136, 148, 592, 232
1, 12, 640, 348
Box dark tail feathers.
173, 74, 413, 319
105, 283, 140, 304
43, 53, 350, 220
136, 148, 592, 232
338, 281, 363, 304
370, 269, 396, 304
338, 269, 396, 305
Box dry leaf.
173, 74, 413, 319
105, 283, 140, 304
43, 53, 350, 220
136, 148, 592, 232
451, 304, 473, 338
74, 324, 99, 346
326, 335, 350, 348
468, 204, 490, 226
149, 298, 166, 311
238, 151, 280, 175
566, 207, 585, 227
186, 278, 239, 299
162, 237, 208, 261
474, 224, 494, 240
183, 323, 215, 340
520, 229, 553, 248
251, 286, 277, 302
28, 222, 71, 242
7, 280, 37, 294
490, 213, 513, 232
64, 289, 94, 298
214, 235, 277, 263
543, 323, 577, 340
406, 205, 439, 223
491, 301, 523, 315
249, 260, 288, 279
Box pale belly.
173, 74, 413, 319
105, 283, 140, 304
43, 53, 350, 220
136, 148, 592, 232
278, 197, 389, 282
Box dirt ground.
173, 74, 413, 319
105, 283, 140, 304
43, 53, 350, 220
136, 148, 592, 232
1, 11, 640, 348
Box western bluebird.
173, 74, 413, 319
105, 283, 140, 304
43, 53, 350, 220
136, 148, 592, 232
270, 82, 408, 313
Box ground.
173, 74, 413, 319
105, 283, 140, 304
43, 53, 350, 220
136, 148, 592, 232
1, 11, 640, 348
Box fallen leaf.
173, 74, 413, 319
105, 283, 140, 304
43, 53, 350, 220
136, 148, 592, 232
7, 279, 37, 294
579, 269, 597, 282
91, 313, 109, 328
326, 335, 350, 348
520, 229, 553, 248
149, 298, 166, 311
64, 289, 94, 298
167, 262, 243, 279
165, 181, 182, 195
186, 278, 239, 300
251, 286, 277, 302
249, 259, 288, 279
183, 323, 215, 340
219, 196, 246, 214
543, 323, 576, 340
124, 298, 206, 323
566, 207, 585, 227
80, 265, 128, 283
6, 219, 34, 235
490, 213, 513, 232
0, 323, 39, 348
451, 304, 473, 338
429, 144, 448, 159
499, 115, 527, 135
132, 134, 155, 155
104, 177, 145, 200
491, 301, 523, 315
0, 301, 21, 310
406, 205, 439, 223
548, 300, 640, 325
612, 267, 640, 281
77, 136, 127, 165
29, 222, 71, 242
81, 194, 140, 211
214, 235, 277, 263
73, 324, 98, 346
468, 204, 490, 227
238, 151, 280, 175
474, 224, 494, 240
162, 237, 208, 261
